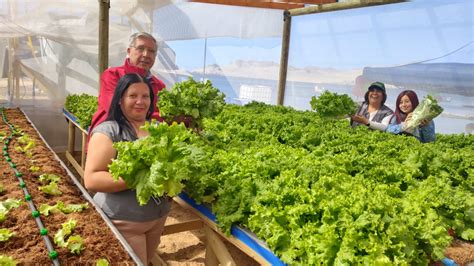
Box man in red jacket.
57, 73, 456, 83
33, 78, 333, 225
89, 32, 166, 135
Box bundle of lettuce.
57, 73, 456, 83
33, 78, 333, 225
157, 77, 225, 130
310, 91, 358, 119
405, 95, 443, 130
109, 121, 206, 205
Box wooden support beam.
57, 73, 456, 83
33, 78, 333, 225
290, 0, 336, 3
192, 0, 337, 8
162, 219, 203, 235
173, 197, 271, 265
65, 151, 85, 178
288, 0, 406, 16
191, 0, 305, 10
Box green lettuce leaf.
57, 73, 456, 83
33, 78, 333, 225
67, 235, 84, 255
0, 228, 15, 241
54, 219, 77, 248
0, 255, 17, 265
38, 182, 62, 196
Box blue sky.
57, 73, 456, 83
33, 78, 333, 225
166, 0, 473, 70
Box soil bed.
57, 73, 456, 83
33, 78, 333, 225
0, 108, 134, 264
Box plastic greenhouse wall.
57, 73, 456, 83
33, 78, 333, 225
285, 0, 473, 134
0, 0, 283, 151
0, 0, 472, 152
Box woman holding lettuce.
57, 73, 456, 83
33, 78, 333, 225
386, 90, 436, 143
351, 81, 394, 131
84, 73, 170, 265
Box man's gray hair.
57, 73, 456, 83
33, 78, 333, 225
129, 32, 157, 50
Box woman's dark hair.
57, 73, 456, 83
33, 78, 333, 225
394, 90, 419, 123
106, 73, 154, 129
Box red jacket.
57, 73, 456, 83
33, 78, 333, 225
89, 59, 166, 134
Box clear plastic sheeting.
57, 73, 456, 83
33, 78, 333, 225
0, 0, 284, 150
152, 2, 283, 41
285, 0, 474, 134
1, 0, 472, 152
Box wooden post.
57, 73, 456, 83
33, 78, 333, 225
162, 219, 203, 235
98, 0, 110, 77
277, 11, 291, 106
204, 226, 236, 266
67, 120, 75, 154
14, 58, 20, 101
205, 241, 219, 266
7, 0, 15, 102
276, 0, 405, 106
7, 40, 12, 101
8, 37, 20, 102
81, 132, 87, 169
64, 112, 86, 178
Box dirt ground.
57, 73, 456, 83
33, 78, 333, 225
0, 108, 134, 264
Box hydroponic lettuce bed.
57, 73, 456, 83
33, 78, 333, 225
0, 108, 135, 264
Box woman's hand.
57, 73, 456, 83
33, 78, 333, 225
351, 115, 369, 125
173, 114, 193, 127
419, 118, 431, 127
401, 113, 416, 134
406, 113, 430, 127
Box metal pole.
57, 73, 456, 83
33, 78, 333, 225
98, 0, 110, 77
277, 11, 291, 106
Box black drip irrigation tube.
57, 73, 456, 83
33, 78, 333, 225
1, 108, 60, 266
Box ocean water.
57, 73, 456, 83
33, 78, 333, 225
189, 73, 473, 135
